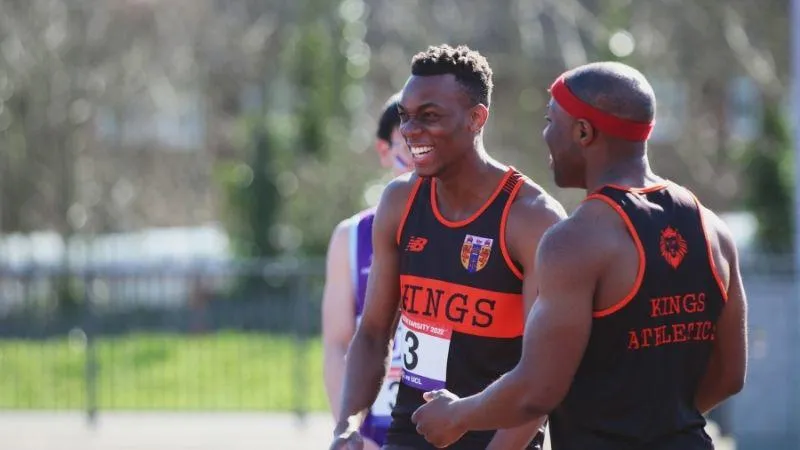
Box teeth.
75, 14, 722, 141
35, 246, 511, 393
411, 146, 434, 157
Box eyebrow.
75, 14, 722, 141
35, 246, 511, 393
397, 102, 442, 112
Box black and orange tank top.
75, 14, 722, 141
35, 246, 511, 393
548, 182, 727, 450
385, 168, 544, 450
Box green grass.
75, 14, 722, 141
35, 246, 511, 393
0, 332, 328, 411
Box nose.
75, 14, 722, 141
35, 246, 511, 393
400, 117, 423, 140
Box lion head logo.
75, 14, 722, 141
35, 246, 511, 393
659, 226, 688, 269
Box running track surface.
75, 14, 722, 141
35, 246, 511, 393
0, 412, 734, 450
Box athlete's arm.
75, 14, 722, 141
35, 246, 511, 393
425, 213, 603, 431
486, 192, 566, 449
334, 176, 413, 436
695, 211, 747, 414
322, 220, 357, 421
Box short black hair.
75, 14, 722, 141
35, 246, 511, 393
410, 44, 493, 108
563, 61, 656, 123
376, 92, 401, 143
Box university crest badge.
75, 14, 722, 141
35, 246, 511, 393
461, 234, 493, 273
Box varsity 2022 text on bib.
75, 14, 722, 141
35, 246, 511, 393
398, 314, 452, 391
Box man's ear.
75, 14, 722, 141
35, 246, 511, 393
575, 119, 595, 146
469, 104, 489, 133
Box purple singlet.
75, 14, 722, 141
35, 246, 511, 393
348, 208, 402, 447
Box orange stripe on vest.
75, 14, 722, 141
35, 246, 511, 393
399, 275, 525, 338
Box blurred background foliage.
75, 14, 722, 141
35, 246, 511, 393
0, 0, 791, 258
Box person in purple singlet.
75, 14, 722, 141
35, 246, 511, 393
323, 93, 413, 450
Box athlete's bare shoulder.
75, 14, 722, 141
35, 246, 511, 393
530, 198, 624, 295
327, 215, 354, 259
381, 171, 421, 209
508, 176, 567, 231
530, 205, 612, 296
504, 175, 567, 268
697, 201, 737, 288
563, 196, 630, 260
374, 171, 423, 245
329, 209, 364, 243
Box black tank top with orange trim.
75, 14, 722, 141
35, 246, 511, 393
548, 183, 727, 450
386, 168, 543, 450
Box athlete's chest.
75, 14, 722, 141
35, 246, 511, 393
396, 215, 525, 342
399, 227, 505, 280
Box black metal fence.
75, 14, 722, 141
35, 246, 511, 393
0, 259, 325, 421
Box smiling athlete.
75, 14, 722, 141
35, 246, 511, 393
329, 44, 566, 450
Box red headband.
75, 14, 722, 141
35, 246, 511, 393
549, 75, 654, 141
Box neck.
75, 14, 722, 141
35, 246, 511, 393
585, 149, 661, 193
435, 141, 504, 207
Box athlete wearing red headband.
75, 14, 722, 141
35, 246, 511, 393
411, 61, 748, 450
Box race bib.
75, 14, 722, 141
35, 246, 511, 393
370, 328, 404, 417
371, 367, 402, 417
397, 314, 452, 391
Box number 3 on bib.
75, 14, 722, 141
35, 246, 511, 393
397, 314, 452, 391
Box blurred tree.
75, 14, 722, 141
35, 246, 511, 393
216, 120, 282, 258
0, 0, 106, 311
0, 0, 794, 266
742, 103, 794, 253
218, 0, 369, 258
283, 0, 371, 255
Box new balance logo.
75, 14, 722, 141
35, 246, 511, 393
405, 236, 428, 252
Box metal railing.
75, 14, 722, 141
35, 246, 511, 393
0, 258, 325, 422
0, 254, 797, 450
